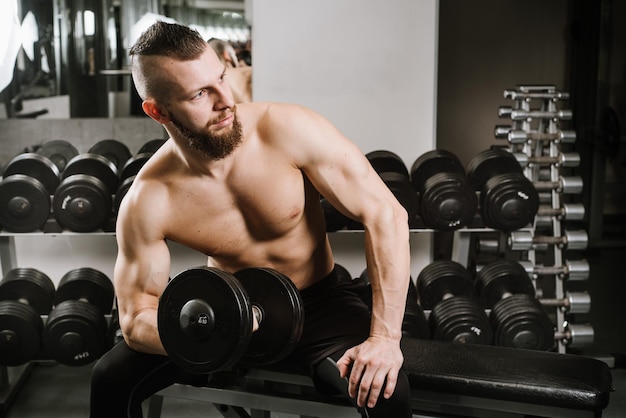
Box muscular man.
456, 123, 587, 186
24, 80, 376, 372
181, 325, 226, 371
91, 21, 411, 417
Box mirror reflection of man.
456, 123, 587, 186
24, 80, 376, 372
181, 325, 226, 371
208, 38, 252, 104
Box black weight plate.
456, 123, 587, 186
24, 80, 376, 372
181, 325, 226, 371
43, 300, 108, 366
119, 153, 152, 182
466, 148, 523, 190
36, 140, 79, 172
0, 175, 51, 232
482, 173, 539, 231
0, 301, 43, 366
410, 149, 465, 191
55, 268, 114, 314
138, 139, 167, 154
476, 260, 535, 309
491, 295, 554, 351
3, 153, 60, 194
420, 172, 477, 231
235, 267, 304, 367
62, 153, 119, 193
366, 150, 409, 178
417, 260, 476, 310
430, 296, 492, 345
114, 175, 135, 213
0, 268, 55, 314
403, 299, 430, 340
88, 139, 132, 170
53, 174, 112, 232
158, 267, 253, 374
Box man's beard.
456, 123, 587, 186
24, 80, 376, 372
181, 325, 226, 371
169, 108, 243, 160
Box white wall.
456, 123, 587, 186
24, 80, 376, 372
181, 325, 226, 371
253, 0, 439, 277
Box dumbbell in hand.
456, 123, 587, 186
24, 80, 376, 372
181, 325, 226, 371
0, 153, 60, 232
467, 148, 539, 231
43, 268, 115, 366
0, 268, 55, 365
417, 261, 492, 345
158, 267, 304, 374
475, 260, 554, 351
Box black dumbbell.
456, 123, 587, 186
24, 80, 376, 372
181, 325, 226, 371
467, 148, 539, 231
356, 269, 430, 340
0, 153, 60, 232
417, 260, 492, 345
43, 268, 115, 366
0, 268, 55, 366
410, 149, 477, 231
36, 139, 79, 172
475, 260, 554, 351
138, 138, 167, 154
88, 139, 132, 172
114, 152, 155, 213
53, 153, 119, 232
158, 267, 304, 374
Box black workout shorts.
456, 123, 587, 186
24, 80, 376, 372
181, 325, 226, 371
290, 265, 372, 374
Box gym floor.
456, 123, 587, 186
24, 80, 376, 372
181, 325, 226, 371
3, 248, 624, 418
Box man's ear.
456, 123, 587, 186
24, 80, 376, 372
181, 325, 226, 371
142, 100, 169, 124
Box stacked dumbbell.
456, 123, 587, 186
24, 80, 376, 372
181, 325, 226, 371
466, 148, 539, 231
43, 267, 115, 366
0, 268, 55, 365
53, 139, 131, 232
417, 260, 492, 345
410, 149, 477, 230
475, 260, 554, 350
0, 153, 60, 232
114, 139, 166, 213
158, 266, 304, 373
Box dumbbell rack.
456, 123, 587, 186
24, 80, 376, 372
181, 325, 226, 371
495, 85, 592, 354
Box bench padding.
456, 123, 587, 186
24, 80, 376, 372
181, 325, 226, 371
401, 338, 613, 412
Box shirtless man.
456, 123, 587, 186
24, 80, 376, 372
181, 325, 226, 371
90, 21, 411, 417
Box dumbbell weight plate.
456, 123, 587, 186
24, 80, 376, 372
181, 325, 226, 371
0, 175, 51, 232
43, 300, 108, 366
491, 294, 554, 351
429, 296, 492, 345
0, 301, 43, 366
3, 153, 60, 195
53, 174, 113, 232
119, 152, 153, 182
417, 261, 476, 310
366, 150, 409, 178
234, 267, 304, 367
476, 260, 535, 309
420, 172, 477, 230
89, 139, 132, 170
0, 268, 56, 315
467, 148, 523, 191
62, 154, 119, 194
114, 175, 135, 213
481, 173, 539, 231
36, 140, 79, 172
158, 267, 253, 374
379, 171, 419, 227
54, 268, 115, 315
410, 149, 466, 190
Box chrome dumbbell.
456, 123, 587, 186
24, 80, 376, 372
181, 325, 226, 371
514, 152, 580, 169
532, 176, 584, 194
534, 203, 586, 229
498, 107, 573, 121
494, 127, 577, 144
539, 292, 592, 314
517, 259, 590, 281
503, 87, 569, 101
508, 229, 588, 251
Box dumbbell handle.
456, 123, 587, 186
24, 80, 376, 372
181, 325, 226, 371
498, 107, 573, 121
252, 304, 263, 326
494, 127, 577, 144
514, 152, 580, 168
504, 89, 570, 101
509, 229, 588, 251
539, 292, 591, 314
518, 259, 590, 281
533, 176, 583, 194
537, 203, 585, 221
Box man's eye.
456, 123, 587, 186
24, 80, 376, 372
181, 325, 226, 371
192, 90, 205, 99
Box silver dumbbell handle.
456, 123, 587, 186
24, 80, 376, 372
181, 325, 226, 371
514, 152, 580, 168
554, 323, 594, 347
536, 203, 585, 221
539, 291, 591, 314
498, 107, 573, 121
494, 127, 577, 144
533, 176, 584, 194
509, 229, 588, 251
518, 259, 590, 281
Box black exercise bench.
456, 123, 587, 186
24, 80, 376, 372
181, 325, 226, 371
147, 337, 613, 418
